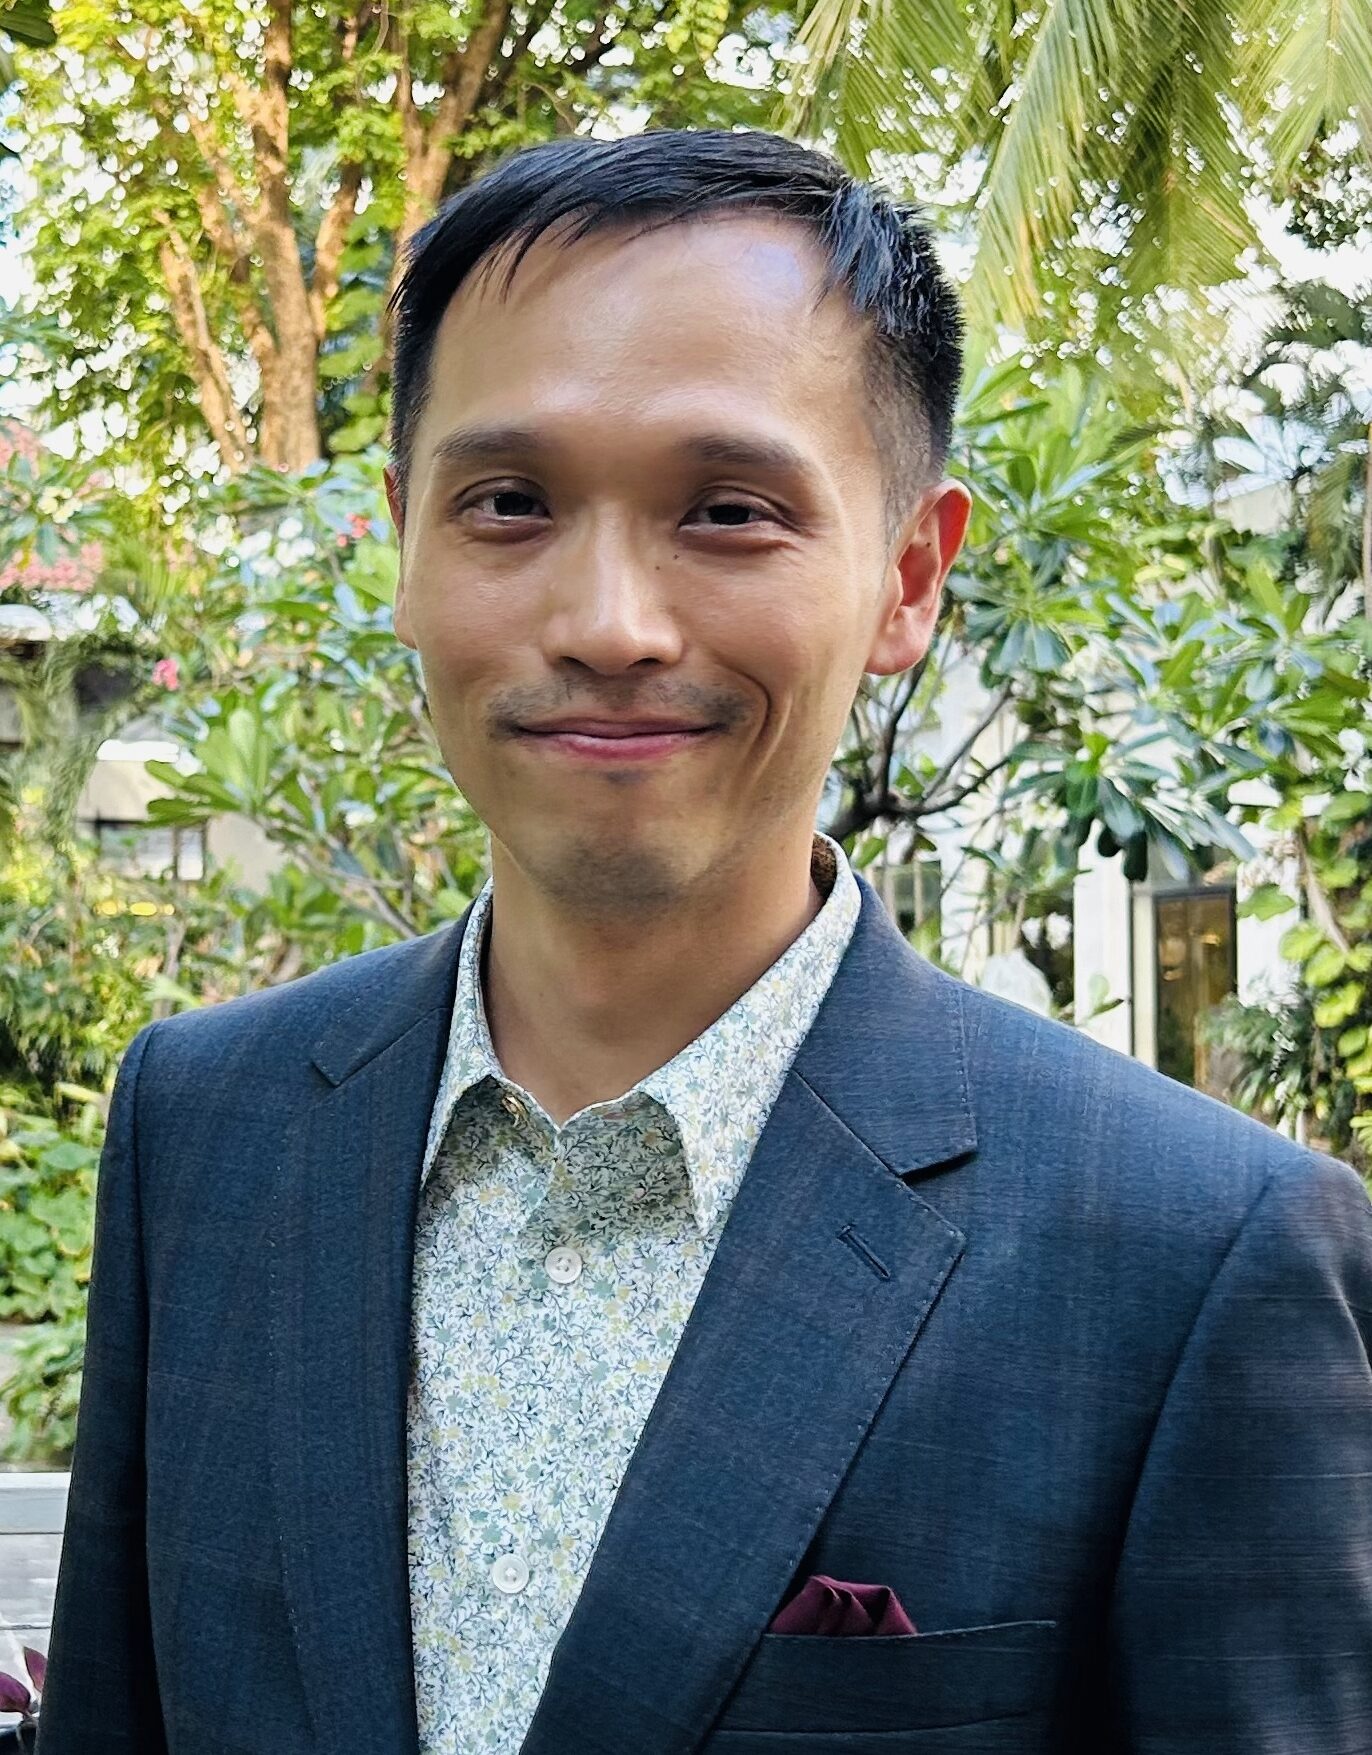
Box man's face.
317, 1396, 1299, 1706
388, 212, 969, 918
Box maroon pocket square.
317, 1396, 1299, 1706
767, 1573, 918, 1636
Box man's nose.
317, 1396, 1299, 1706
539, 521, 686, 674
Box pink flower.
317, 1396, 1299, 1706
348, 513, 371, 539
152, 657, 180, 691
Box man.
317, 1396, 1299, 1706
38, 129, 1372, 1755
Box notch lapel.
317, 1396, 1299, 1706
268, 916, 469, 1752
520, 880, 977, 1754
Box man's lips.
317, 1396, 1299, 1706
514, 721, 721, 762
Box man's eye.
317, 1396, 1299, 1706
688, 499, 771, 528
467, 488, 547, 518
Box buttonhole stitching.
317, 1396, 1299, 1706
837, 1223, 891, 1280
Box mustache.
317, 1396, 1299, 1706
488, 684, 748, 737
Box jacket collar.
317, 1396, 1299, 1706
305, 859, 974, 1174
412, 829, 863, 1235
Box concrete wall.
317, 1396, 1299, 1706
76, 746, 282, 892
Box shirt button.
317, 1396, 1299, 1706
544, 1246, 583, 1284
490, 1553, 530, 1595
500, 1091, 526, 1122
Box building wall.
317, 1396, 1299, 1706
76, 748, 282, 892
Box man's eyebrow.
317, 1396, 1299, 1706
679, 432, 815, 477
426, 425, 815, 479
429, 424, 546, 472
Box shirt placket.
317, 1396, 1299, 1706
482, 1093, 603, 1666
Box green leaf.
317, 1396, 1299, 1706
36, 1140, 95, 1174
1304, 944, 1347, 987
1, 1, 55, 48
1279, 921, 1325, 963
1313, 981, 1364, 1029
1237, 884, 1296, 921
1097, 784, 1146, 844
1321, 790, 1371, 828
1246, 563, 1285, 621
854, 834, 888, 870
1320, 856, 1360, 890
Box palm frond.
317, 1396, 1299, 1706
966, 0, 1150, 324
0, 1, 54, 48
779, 0, 986, 174
1241, 0, 1372, 171
1114, 0, 1253, 302
782, 0, 1336, 333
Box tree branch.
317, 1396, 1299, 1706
151, 114, 278, 388
394, 24, 425, 183
292, 844, 422, 939
183, 106, 255, 242
399, 0, 513, 246
568, 4, 617, 73
918, 682, 1015, 814
485, 0, 559, 99
873, 665, 925, 808
310, 161, 364, 343
308, 2, 372, 342
185, 180, 285, 461
155, 228, 255, 472
1296, 823, 1352, 957
827, 679, 1016, 843
915, 747, 1018, 818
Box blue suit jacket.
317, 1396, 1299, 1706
37, 876, 1372, 1754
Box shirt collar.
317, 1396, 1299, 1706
420, 831, 861, 1234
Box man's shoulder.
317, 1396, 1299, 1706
136, 921, 460, 1076
949, 973, 1364, 1223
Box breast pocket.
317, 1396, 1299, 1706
707, 1619, 1060, 1750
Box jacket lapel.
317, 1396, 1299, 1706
269, 877, 978, 1755
519, 879, 977, 1754
269, 917, 468, 1752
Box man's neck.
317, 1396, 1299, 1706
481, 830, 826, 1128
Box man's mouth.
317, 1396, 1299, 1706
516, 722, 721, 762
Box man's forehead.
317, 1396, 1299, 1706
406, 212, 882, 496
430, 209, 860, 350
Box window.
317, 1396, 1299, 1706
884, 854, 942, 951
90, 818, 206, 881
0, 683, 21, 750
1154, 886, 1237, 1091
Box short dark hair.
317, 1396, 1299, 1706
388, 128, 964, 538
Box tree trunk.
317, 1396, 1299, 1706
386, 0, 513, 351
250, 0, 322, 467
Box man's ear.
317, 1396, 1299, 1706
384, 466, 416, 651
865, 479, 973, 677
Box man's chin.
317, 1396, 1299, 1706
499, 826, 710, 917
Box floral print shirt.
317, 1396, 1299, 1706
407, 832, 860, 1753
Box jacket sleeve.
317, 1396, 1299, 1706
36, 1022, 169, 1755
1107, 1147, 1372, 1752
